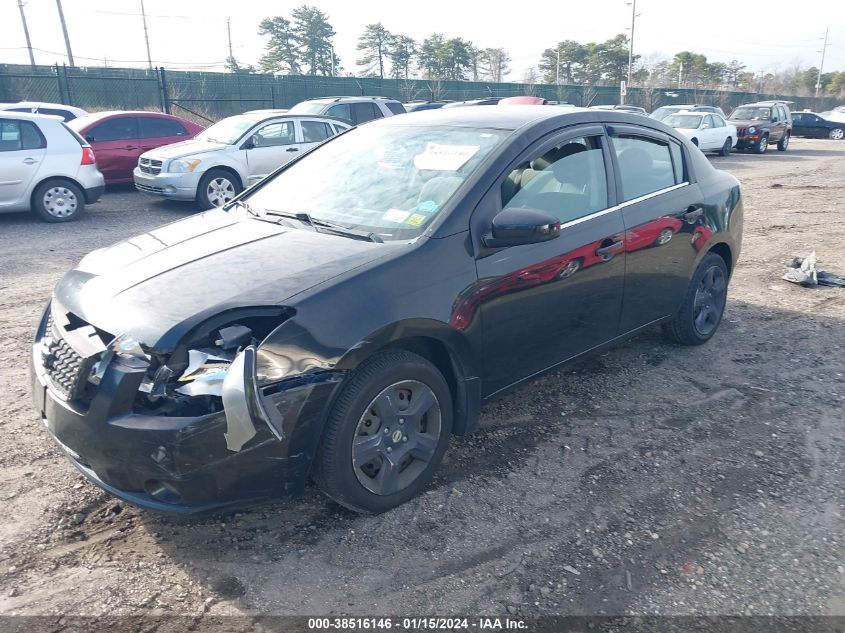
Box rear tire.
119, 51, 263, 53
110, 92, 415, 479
663, 252, 729, 346
197, 169, 241, 210
720, 137, 732, 156
313, 349, 453, 513
777, 132, 790, 152
829, 128, 844, 140
753, 134, 768, 154
31, 180, 85, 223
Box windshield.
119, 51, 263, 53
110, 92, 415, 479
289, 102, 328, 115
196, 114, 263, 144
243, 124, 510, 241
730, 107, 771, 121
663, 114, 702, 129
650, 106, 682, 120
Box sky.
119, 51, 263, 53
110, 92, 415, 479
2, 0, 844, 81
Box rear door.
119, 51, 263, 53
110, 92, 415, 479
791, 113, 808, 136
298, 119, 335, 152
0, 119, 47, 209
607, 126, 703, 332
138, 116, 190, 152
472, 126, 627, 396
769, 106, 786, 141
243, 119, 301, 185
351, 102, 383, 125
86, 116, 139, 182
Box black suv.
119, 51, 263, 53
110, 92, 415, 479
729, 101, 792, 153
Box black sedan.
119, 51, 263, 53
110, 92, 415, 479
790, 111, 845, 140
31, 107, 743, 514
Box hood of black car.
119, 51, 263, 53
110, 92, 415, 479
52, 209, 396, 349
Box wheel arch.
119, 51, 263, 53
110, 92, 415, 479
200, 164, 244, 191
707, 241, 733, 277
29, 175, 86, 210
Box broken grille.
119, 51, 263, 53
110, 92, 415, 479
139, 158, 163, 175
41, 315, 95, 401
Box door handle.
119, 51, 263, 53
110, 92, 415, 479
23, 158, 39, 165
595, 240, 624, 259
683, 206, 704, 223
286, 147, 299, 152
124, 145, 139, 150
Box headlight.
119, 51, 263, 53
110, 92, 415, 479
747, 126, 757, 134
168, 158, 201, 173
90, 333, 151, 385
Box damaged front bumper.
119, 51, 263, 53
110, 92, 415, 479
30, 307, 345, 513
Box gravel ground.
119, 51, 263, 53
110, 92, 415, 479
0, 140, 843, 620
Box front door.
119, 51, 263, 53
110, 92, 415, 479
607, 126, 704, 332
471, 126, 626, 396
86, 116, 139, 183
243, 119, 302, 185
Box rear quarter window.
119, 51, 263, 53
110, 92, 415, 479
385, 102, 406, 115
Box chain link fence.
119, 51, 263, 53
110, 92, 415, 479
1, 63, 841, 123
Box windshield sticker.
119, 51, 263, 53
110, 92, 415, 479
406, 213, 427, 226
382, 209, 411, 223
413, 143, 480, 171
415, 200, 439, 215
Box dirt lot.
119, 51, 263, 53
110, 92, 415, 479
0, 140, 843, 620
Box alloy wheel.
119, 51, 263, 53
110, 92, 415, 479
693, 265, 727, 337
352, 380, 442, 496
42, 186, 78, 219
206, 177, 236, 207
830, 128, 844, 140
656, 228, 674, 245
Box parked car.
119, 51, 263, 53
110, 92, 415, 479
661, 111, 737, 155
33, 106, 742, 514
790, 111, 844, 140
403, 101, 449, 112
0, 111, 103, 222
729, 101, 792, 153
650, 104, 726, 121
133, 112, 350, 209
499, 96, 548, 105
68, 112, 204, 184
289, 96, 405, 124
818, 106, 845, 123
441, 98, 502, 108
589, 104, 647, 115
0, 101, 88, 122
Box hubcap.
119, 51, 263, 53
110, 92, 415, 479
693, 265, 727, 336
831, 129, 844, 140
206, 177, 236, 207
43, 186, 78, 218
352, 380, 442, 496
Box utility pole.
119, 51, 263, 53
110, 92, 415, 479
556, 47, 560, 85
678, 61, 683, 88
227, 18, 234, 59
55, 0, 74, 67
814, 26, 830, 98
17, 0, 36, 66
140, 0, 153, 70
624, 0, 639, 104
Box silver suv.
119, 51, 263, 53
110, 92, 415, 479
289, 96, 406, 125
0, 111, 104, 222
133, 112, 349, 209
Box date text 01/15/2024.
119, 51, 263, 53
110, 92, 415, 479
306, 617, 528, 630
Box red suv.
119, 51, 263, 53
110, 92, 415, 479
68, 112, 204, 184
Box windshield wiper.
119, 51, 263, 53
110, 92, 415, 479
226, 199, 260, 217
264, 210, 383, 243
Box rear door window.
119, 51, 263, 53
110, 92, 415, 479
352, 102, 381, 124
89, 117, 139, 142
300, 120, 332, 143
611, 135, 679, 201
0, 120, 45, 151
139, 117, 188, 138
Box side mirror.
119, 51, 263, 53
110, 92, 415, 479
242, 137, 256, 150
85, 135, 95, 143
483, 207, 560, 249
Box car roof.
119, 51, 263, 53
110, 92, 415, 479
301, 96, 400, 104
0, 101, 87, 113
0, 110, 63, 122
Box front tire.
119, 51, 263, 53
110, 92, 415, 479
197, 169, 241, 210
753, 134, 768, 154
314, 349, 453, 513
663, 252, 728, 346
829, 128, 844, 140
720, 137, 732, 156
32, 180, 85, 222
777, 132, 790, 152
